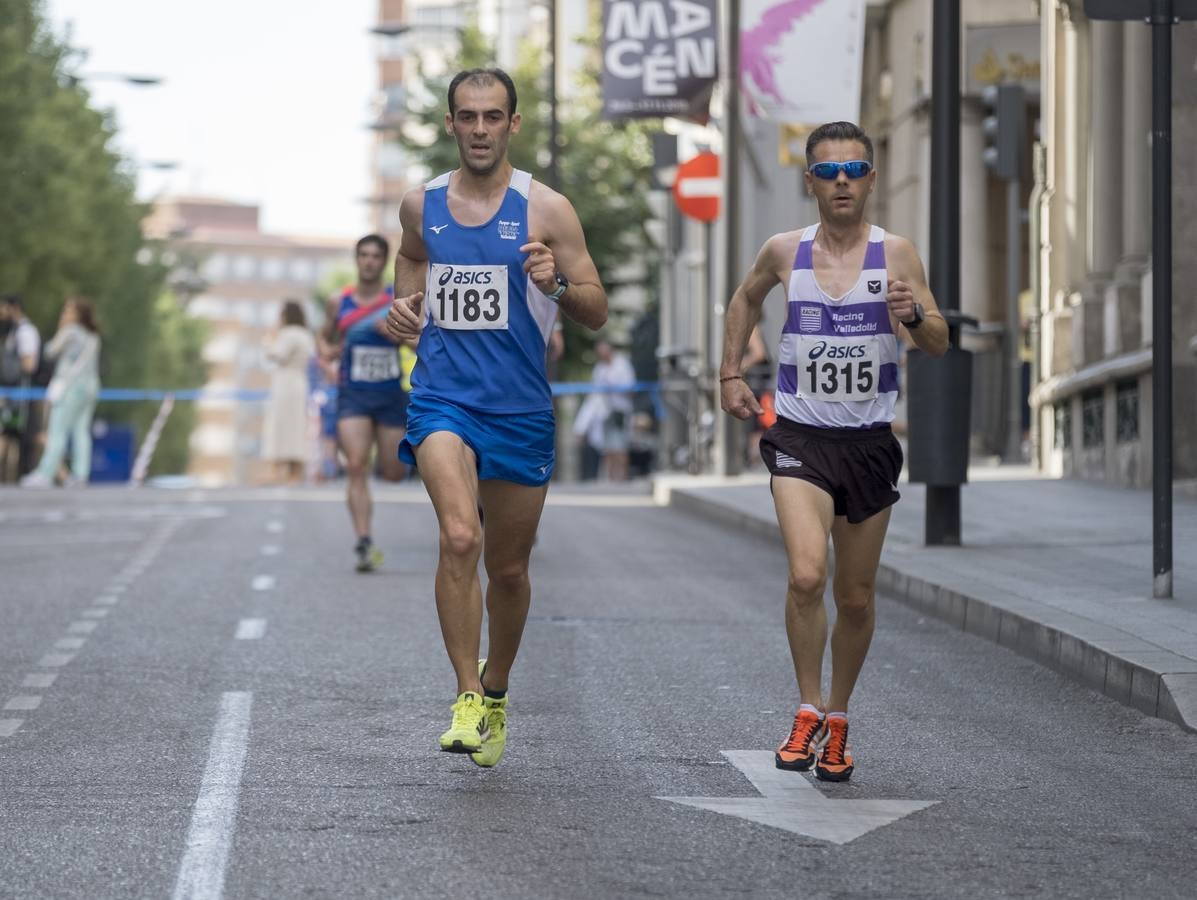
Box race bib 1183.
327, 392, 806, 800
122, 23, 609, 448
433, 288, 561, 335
428, 264, 509, 331
796, 335, 881, 402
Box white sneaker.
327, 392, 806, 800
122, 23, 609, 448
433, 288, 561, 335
19, 472, 53, 488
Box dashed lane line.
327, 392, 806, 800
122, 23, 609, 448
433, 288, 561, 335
22, 674, 56, 689
251, 575, 276, 592
234, 619, 267, 641
4, 696, 42, 712
172, 692, 254, 900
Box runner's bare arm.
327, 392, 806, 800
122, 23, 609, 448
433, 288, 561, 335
885, 236, 948, 357
719, 235, 788, 419
522, 188, 607, 331
387, 188, 428, 343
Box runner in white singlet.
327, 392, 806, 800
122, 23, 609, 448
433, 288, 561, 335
719, 122, 949, 783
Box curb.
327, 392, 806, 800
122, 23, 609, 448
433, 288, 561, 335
666, 487, 1197, 734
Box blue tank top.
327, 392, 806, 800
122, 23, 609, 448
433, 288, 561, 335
412, 169, 558, 414
337, 285, 399, 392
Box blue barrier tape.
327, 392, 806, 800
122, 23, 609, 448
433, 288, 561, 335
0, 381, 664, 403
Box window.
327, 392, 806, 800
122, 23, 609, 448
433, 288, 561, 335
260, 257, 285, 282
1116, 381, 1139, 443
202, 254, 229, 282
379, 143, 407, 180
1055, 403, 1072, 450
233, 254, 257, 281
290, 258, 315, 282
1082, 390, 1104, 449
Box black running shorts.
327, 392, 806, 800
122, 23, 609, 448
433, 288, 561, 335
760, 417, 903, 524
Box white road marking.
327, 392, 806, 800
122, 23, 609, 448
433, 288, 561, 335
69, 621, 99, 634
171, 691, 253, 900
38, 653, 75, 668
55, 637, 87, 651
234, 619, 267, 640
4, 696, 42, 711
95, 595, 120, 606
259, 545, 281, 557
82, 609, 111, 619
0, 720, 22, 737
265, 521, 284, 533
658, 750, 938, 845
23, 673, 57, 689
251, 575, 275, 592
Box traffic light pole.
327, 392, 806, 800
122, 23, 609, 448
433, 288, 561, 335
1003, 167, 1024, 463
1150, 0, 1173, 598
926, 0, 963, 545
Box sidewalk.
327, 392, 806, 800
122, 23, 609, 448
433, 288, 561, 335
654, 467, 1197, 732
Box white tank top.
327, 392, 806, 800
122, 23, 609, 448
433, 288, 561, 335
774, 224, 899, 428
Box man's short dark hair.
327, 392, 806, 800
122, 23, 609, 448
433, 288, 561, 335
1, 293, 23, 310
805, 122, 874, 165
356, 234, 389, 258
448, 68, 518, 118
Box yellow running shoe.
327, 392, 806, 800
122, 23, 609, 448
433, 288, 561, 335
439, 691, 488, 753
471, 658, 508, 768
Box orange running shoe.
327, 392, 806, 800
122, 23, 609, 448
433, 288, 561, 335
774, 707, 827, 771
815, 715, 854, 782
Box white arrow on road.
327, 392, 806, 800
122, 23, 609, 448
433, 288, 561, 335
659, 751, 937, 845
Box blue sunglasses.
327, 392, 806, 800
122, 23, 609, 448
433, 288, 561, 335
809, 160, 872, 180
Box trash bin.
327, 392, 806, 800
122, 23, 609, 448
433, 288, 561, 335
89, 420, 134, 483
906, 311, 978, 487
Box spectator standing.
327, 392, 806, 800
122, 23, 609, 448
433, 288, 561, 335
261, 300, 316, 484
20, 297, 99, 487
573, 339, 635, 481
1, 294, 42, 481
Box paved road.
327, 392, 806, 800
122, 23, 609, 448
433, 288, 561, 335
1, 485, 1195, 899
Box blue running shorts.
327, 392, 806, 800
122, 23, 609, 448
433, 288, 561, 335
399, 393, 555, 486
337, 386, 409, 428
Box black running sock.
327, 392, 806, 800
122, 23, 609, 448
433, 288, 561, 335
483, 687, 507, 700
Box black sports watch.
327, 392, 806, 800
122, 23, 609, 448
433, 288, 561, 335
903, 302, 925, 329
547, 272, 569, 302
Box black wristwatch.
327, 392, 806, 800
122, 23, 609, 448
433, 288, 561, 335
903, 302, 925, 329
547, 272, 569, 302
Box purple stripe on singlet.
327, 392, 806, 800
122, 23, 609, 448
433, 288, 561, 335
778, 363, 798, 394
863, 240, 885, 270
783, 300, 892, 336
879, 362, 899, 393
793, 240, 813, 270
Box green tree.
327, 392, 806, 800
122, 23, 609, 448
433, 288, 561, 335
395, 19, 659, 379
0, 0, 207, 476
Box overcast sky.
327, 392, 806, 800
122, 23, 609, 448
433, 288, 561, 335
48, 0, 376, 238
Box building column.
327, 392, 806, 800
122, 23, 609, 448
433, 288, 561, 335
1086, 21, 1125, 358
1088, 21, 1123, 279
1121, 23, 1151, 266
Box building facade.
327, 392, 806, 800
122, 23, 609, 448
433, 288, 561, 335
145, 197, 349, 486
1034, 6, 1197, 485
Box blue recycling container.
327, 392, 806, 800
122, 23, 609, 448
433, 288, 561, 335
88, 421, 134, 483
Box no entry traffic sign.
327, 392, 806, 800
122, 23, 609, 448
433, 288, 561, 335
673, 151, 721, 222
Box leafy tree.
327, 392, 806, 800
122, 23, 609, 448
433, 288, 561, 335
0, 0, 207, 476
394, 17, 659, 380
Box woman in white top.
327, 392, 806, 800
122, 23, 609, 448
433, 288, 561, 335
21, 297, 101, 487
261, 300, 316, 483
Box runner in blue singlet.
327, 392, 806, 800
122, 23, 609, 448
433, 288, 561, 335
318, 234, 410, 572
385, 68, 608, 768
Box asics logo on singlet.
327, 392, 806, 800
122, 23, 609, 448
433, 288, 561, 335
437, 267, 496, 287
807, 341, 867, 360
